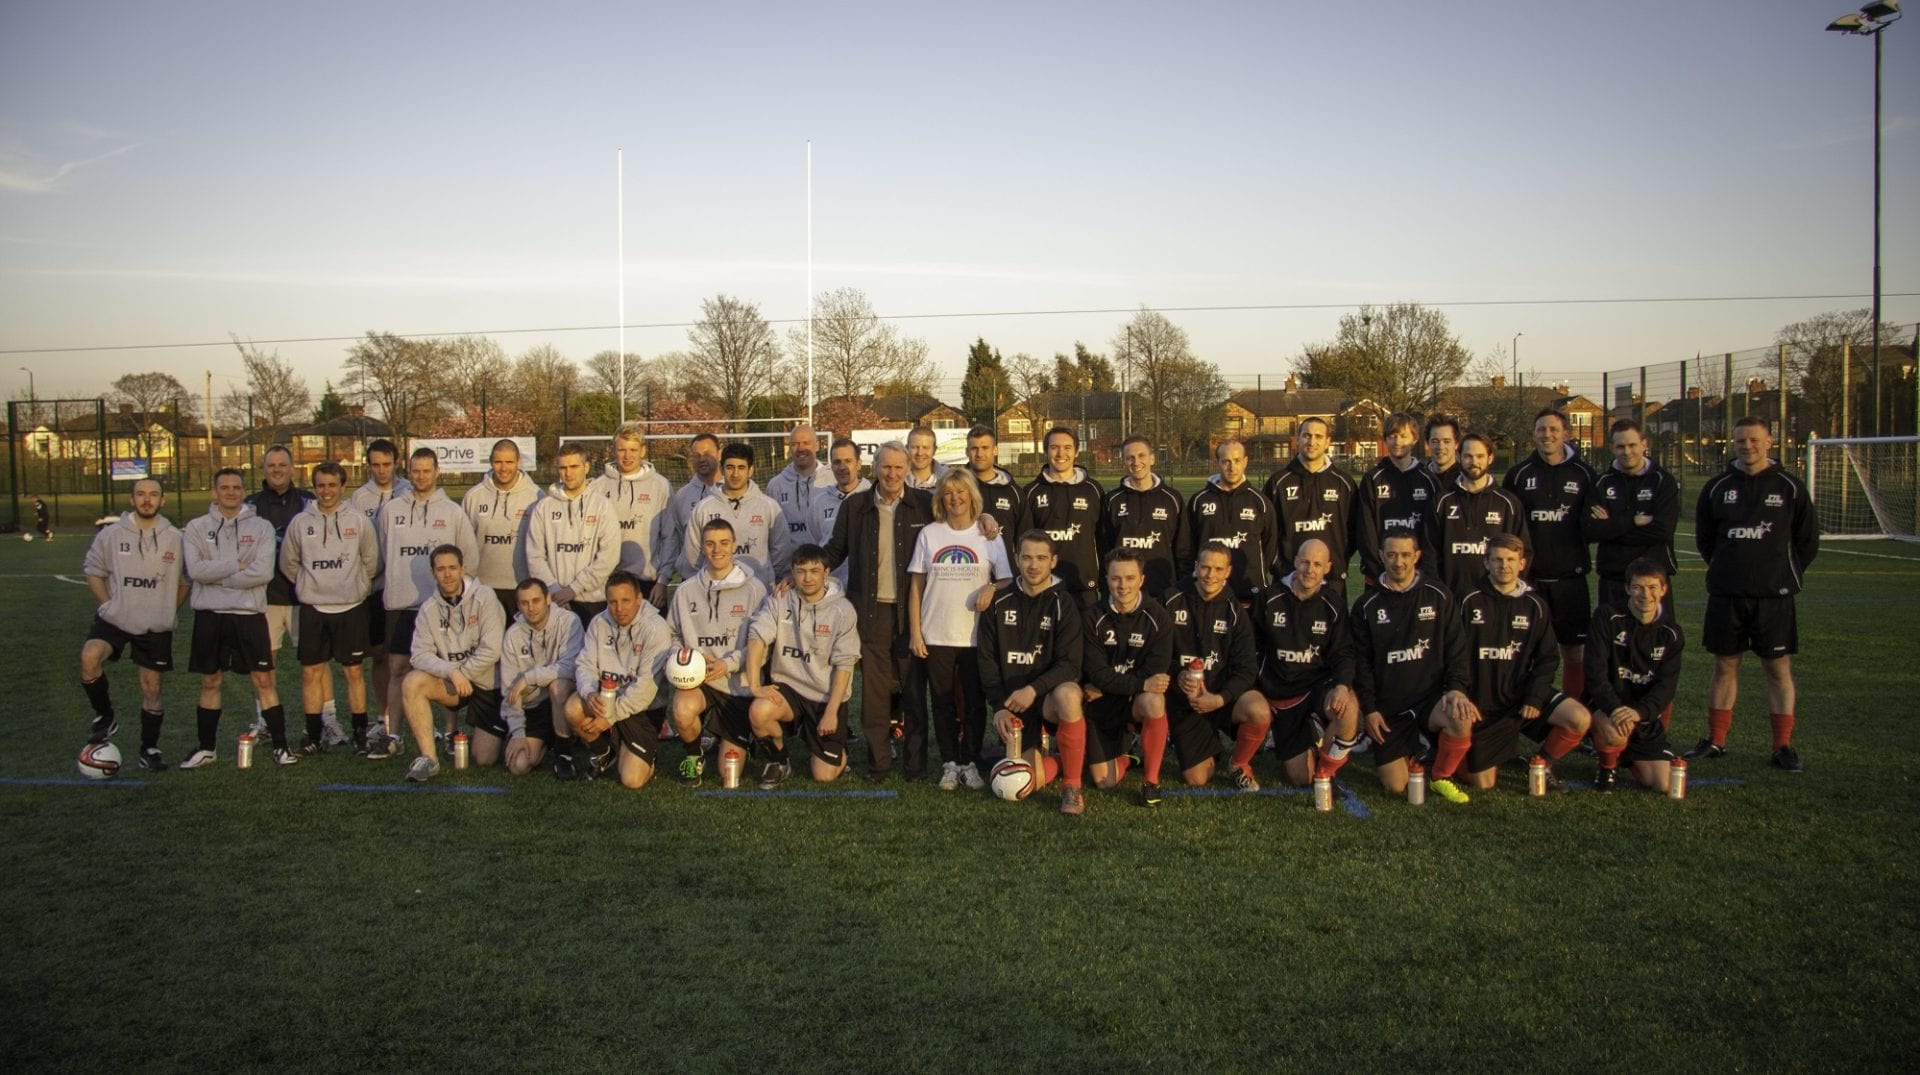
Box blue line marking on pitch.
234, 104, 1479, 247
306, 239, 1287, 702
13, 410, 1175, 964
0, 777, 150, 788
317, 783, 509, 795
1337, 783, 1372, 819
693, 789, 898, 799
1167, 787, 1305, 798
1566, 778, 1745, 790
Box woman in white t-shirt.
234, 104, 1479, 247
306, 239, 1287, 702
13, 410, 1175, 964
909, 470, 1012, 791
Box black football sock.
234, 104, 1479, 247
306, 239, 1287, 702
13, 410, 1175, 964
682, 734, 703, 758
262, 705, 289, 750
769, 737, 789, 763
140, 710, 163, 751
82, 677, 114, 720
350, 711, 369, 732
306, 713, 324, 741
196, 707, 221, 751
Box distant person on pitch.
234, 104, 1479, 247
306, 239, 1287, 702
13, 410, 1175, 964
33, 495, 52, 540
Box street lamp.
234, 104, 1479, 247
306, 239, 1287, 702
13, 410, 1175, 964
1827, 0, 1902, 436
1511, 333, 1523, 387
17, 367, 32, 403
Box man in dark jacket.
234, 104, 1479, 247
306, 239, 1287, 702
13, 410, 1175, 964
822, 442, 933, 782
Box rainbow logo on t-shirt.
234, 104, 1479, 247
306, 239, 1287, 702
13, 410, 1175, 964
931, 545, 979, 564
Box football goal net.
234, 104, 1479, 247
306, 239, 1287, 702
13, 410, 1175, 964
1805, 435, 1918, 542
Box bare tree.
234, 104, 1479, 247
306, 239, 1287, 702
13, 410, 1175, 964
585, 350, 648, 404
788, 287, 893, 401
1112, 308, 1198, 450
1776, 308, 1899, 437
222, 337, 312, 428
1006, 352, 1055, 456
1291, 303, 1471, 415
111, 371, 195, 461
437, 335, 511, 414
687, 295, 781, 428
342, 331, 438, 437
1160, 359, 1230, 460
508, 344, 581, 448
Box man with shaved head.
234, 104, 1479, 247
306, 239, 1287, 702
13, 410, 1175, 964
766, 423, 835, 577
1236, 538, 1360, 789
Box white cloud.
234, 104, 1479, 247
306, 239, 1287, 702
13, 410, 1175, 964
0, 143, 139, 194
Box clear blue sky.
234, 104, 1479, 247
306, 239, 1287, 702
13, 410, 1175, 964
2, 0, 1914, 405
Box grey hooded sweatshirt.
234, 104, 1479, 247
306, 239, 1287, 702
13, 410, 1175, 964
281, 501, 381, 612
462, 470, 542, 590
183, 502, 279, 615
83, 511, 185, 635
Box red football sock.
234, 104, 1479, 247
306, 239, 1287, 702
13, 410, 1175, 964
1540, 724, 1584, 763
1141, 717, 1168, 783
1770, 713, 1795, 749
1596, 746, 1625, 769
1431, 733, 1472, 780
1707, 708, 1733, 747
1112, 756, 1132, 781
1056, 719, 1086, 788
1313, 749, 1350, 780
1562, 660, 1585, 703
1230, 720, 1269, 773
1041, 756, 1060, 784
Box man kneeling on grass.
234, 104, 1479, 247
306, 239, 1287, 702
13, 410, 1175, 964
1350, 531, 1474, 803
400, 545, 506, 782
498, 577, 584, 776
1443, 533, 1591, 799
981, 531, 1087, 814
1578, 558, 1684, 793
739, 544, 860, 789
565, 570, 674, 788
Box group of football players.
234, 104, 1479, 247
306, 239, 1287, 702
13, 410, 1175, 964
76, 408, 1817, 811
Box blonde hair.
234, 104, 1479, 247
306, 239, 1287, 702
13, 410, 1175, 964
931, 470, 982, 524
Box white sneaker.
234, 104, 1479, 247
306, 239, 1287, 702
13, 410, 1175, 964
406, 755, 440, 782
938, 761, 960, 791
272, 747, 299, 766
959, 762, 985, 791
178, 748, 217, 769
320, 717, 351, 747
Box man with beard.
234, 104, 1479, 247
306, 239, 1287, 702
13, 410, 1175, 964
1427, 432, 1529, 600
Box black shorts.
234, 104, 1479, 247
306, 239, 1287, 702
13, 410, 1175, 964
1082, 694, 1135, 766
1370, 705, 1432, 767
609, 713, 658, 763
297, 603, 369, 667
1467, 712, 1527, 773
87, 614, 173, 672
384, 608, 419, 657
697, 686, 756, 749
1619, 717, 1675, 764
1531, 575, 1591, 646
507, 699, 555, 742
1703, 594, 1797, 658
366, 589, 387, 647
783, 684, 847, 767
459, 687, 507, 738
1263, 682, 1331, 761
188, 610, 274, 676
1168, 703, 1232, 773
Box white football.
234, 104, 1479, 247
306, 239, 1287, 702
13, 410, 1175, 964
989, 758, 1034, 801
78, 741, 121, 779
666, 647, 708, 690
21, 533, 34, 542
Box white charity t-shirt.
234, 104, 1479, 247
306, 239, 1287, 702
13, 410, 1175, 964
908, 521, 1012, 648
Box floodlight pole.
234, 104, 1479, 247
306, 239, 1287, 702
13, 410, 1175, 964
1828, 1, 1901, 435
618, 148, 627, 425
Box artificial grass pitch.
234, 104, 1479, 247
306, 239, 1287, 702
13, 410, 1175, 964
3, 535, 1917, 1071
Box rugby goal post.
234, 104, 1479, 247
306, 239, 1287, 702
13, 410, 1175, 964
1804, 435, 1919, 542
563, 420, 813, 487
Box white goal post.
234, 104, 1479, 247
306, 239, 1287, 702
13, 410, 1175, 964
1804, 435, 1919, 542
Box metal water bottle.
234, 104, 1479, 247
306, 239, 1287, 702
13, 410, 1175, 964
1668, 757, 1688, 800
452, 732, 470, 770
1406, 762, 1426, 805
1528, 755, 1549, 797
1005, 717, 1024, 761
236, 732, 255, 769
720, 748, 744, 789
598, 670, 618, 719
1312, 775, 1334, 812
